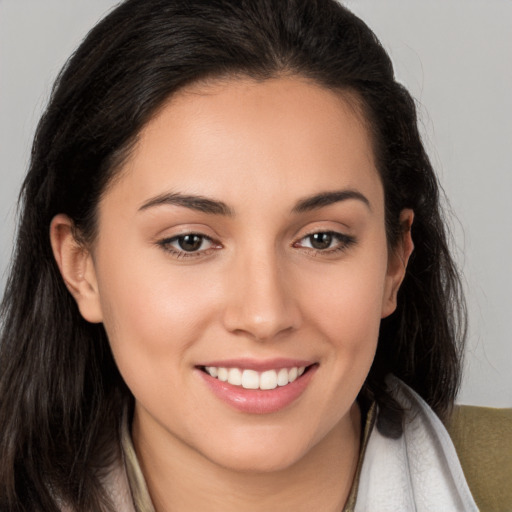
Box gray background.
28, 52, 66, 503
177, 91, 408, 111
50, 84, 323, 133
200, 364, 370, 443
1, 0, 511, 407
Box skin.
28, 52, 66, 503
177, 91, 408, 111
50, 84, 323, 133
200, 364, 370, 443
51, 76, 413, 511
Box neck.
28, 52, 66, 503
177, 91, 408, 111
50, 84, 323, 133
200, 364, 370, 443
132, 404, 361, 512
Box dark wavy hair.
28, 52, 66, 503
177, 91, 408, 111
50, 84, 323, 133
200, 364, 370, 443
0, 0, 466, 509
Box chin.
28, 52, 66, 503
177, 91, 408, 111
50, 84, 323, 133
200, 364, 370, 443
201, 430, 313, 474
214, 449, 304, 474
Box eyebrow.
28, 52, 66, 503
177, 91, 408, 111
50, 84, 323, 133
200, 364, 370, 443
138, 188, 370, 216
139, 192, 234, 216
292, 190, 371, 213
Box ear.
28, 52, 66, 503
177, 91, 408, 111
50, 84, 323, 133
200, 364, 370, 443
50, 214, 103, 323
381, 209, 414, 318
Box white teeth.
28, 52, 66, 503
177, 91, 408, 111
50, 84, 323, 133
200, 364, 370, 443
206, 366, 218, 378
205, 365, 308, 390
260, 370, 278, 390
277, 368, 289, 386
228, 368, 243, 386
241, 369, 260, 389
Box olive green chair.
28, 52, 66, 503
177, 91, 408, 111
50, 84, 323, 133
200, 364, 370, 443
447, 405, 512, 512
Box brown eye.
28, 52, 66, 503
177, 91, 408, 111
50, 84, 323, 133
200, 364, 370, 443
178, 234, 204, 252
158, 233, 216, 257
309, 232, 333, 250
294, 231, 356, 253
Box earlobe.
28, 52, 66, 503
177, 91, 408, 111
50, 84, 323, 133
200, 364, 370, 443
50, 214, 103, 323
381, 209, 414, 318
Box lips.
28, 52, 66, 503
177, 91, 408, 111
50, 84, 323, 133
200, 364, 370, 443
196, 359, 317, 414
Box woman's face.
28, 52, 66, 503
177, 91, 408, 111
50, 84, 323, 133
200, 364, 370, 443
73, 77, 409, 472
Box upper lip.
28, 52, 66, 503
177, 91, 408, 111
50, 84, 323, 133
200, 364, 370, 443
196, 358, 316, 372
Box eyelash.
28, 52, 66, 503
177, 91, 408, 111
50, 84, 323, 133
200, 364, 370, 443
293, 231, 356, 255
157, 231, 356, 259
157, 233, 218, 259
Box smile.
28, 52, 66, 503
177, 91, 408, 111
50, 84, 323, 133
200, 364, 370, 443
203, 366, 306, 390
197, 361, 317, 414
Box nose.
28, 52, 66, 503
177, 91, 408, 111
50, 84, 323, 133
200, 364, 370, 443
222, 248, 301, 341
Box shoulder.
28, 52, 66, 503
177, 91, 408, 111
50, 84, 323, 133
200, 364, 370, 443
447, 405, 512, 512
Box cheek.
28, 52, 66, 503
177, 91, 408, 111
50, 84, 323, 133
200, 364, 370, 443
295, 248, 388, 392
97, 238, 218, 331
94, 250, 221, 391
301, 254, 387, 346
317, 280, 382, 381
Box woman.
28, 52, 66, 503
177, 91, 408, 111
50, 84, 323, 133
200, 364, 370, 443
0, 0, 485, 510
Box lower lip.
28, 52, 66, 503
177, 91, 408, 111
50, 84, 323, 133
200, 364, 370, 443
197, 366, 317, 414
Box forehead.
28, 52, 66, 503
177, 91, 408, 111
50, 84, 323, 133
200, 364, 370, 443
107, 76, 382, 215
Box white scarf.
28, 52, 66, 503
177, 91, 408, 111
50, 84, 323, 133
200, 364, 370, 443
355, 376, 479, 511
